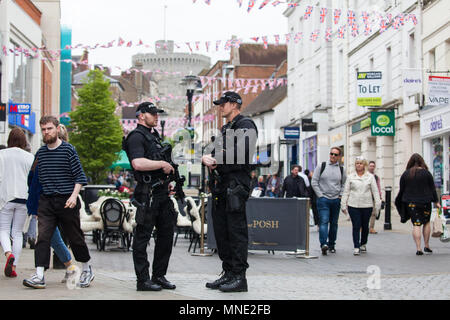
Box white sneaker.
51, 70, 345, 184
78, 266, 95, 288
360, 245, 367, 253
23, 274, 46, 289
61, 265, 77, 283
353, 248, 360, 256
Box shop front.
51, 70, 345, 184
420, 104, 450, 198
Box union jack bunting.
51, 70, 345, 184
259, 0, 270, 9
347, 10, 356, 26
205, 41, 210, 52
195, 41, 200, 50
334, 9, 342, 24
285, 33, 291, 45
271, 1, 282, 7
408, 14, 418, 25
386, 13, 393, 24
338, 25, 346, 39
320, 8, 328, 23
364, 24, 372, 36
216, 40, 221, 51
287, 2, 298, 8
294, 32, 303, 43
361, 11, 370, 24
379, 19, 388, 33
118, 37, 125, 46
204, 0, 211, 4
351, 24, 359, 37
237, 0, 243, 7
251, 37, 259, 42
224, 39, 232, 50
186, 42, 193, 52
126, 41, 133, 47
2, 46, 8, 56
325, 27, 332, 42
310, 30, 319, 42
262, 36, 268, 49
274, 34, 280, 45
304, 6, 313, 20
247, 0, 255, 13
137, 39, 144, 46
232, 38, 242, 48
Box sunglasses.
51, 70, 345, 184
330, 153, 340, 157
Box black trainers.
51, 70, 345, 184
424, 247, 433, 254
206, 271, 234, 290
321, 245, 328, 256
219, 276, 248, 293
416, 251, 424, 256
329, 247, 336, 254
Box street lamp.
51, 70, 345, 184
159, 111, 168, 140
180, 74, 200, 188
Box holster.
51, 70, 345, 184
226, 179, 250, 213
132, 183, 155, 225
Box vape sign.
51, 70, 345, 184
357, 72, 382, 106
371, 111, 395, 136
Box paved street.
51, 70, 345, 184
1, 213, 449, 300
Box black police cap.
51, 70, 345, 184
213, 91, 243, 106
136, 102, 165, 117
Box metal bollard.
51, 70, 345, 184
384, 186, 392, 230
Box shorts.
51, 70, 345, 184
407, 203, 431, 226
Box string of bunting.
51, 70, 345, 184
1, 6, 417, 58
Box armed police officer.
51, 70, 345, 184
202, 92, 258, 293
123, 102, 178, 292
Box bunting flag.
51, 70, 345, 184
294, 32, 303, 43
287, 2, 298, 8
362, 11, 370, 25
216, 40, 221, 51
237, 0, 243, 7
186, 42, 193, 52
205, 41, 210, 52
325, 27, 332, 42
204, 0, 211, 4
304, 6, 313, 20
271, 1, 282, 7
310, 30, 319, 42
334, 9, 342, 25
126, 41, 133, 47
379, 19, 388, 33
117, 37, 125, 46
364, 24, 372, 36
262, 36, 268, 49
347, 10, 356, 26
137, 39, 144, 46
320, 8, 328, 23
351, 23, 359, 37
285, 33, 291, 45
195, 41, 200, 51
259, 0, 270, 10
338, 25, 346, 39
251, 37, 259, 43
409, 14, 418, 25
274, 34, 280, 46
247, 0, 255, 12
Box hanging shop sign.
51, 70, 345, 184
301, 119, 318, 132
351, 117, 371, 134
428, 76, 450, 106
357, 72, 382, 107
8, 112, 36, 134
9, 102, 31, 115
284, 127, 300, 139
371, 111, 395, 136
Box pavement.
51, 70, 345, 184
1, 211, 449, 300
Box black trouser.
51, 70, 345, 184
35, 194, 90, 269
132, 196, 176, 282
212, 192, 249, 277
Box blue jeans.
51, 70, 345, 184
317, 197, 341, 248
51, 227, 72, 264
267, 191, 278, 198
25, 215, 37, 239
348, 207, 373, 249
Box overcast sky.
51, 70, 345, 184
61, 0, 288, 74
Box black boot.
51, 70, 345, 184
137, 279, 162, 291
205, 271, 234, 289
219, 275, 248, 292
152, 276, 176, 290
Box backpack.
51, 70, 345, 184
319, 162, 344, 185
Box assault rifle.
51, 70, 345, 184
160, 143, 186, 205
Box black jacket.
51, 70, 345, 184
281, 175, 309, 198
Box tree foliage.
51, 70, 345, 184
69, 69, 123, 184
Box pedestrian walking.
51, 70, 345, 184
23, 116, 93, 289
26, 124, 76, 283
305, 169, 319, 229
202, 91, 257, 292
311, 147, 346, 255
396, 153, 441, 256
265, 173, 281, 198
298, 166, 310, 188
281, 165, 309, 198
123, 102, 177, 292
368, 161, 383, 234
0, 128, 34, 277
340, 157, 381, 256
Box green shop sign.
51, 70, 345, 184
351, 117, 371, 134
371, 111, 395, 136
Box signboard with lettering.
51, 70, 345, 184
8, 112, 36, 134
0, 103, 6, 133
371, 111, 395, 136
420, 111, 450, 137
428, 76, 450, 106
301, 119, 318, 132
357, 72, 382, 106
207, 197, 308, 251
403, 70, 423, 96
9, 103, 31, 115
284, 127, 300, 139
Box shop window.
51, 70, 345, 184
303, 136, 317, 172
432, 137, 443, 198
8, 42, 33, 103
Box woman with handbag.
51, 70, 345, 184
397, 153, 441, 256
341, 157, 381, 256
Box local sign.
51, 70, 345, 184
357, 72, 382, 107
371, 111, 395, 136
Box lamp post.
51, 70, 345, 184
159, 111, 168, 140
180, 74, 200, 187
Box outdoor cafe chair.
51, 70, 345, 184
98, 198, 132, 251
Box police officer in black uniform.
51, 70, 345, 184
202, 92, 258, 292
123, 102, 177, 292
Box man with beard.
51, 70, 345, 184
23, 116, 93, 289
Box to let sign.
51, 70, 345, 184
371, 111, 395, 136
357, 72, 382, 106
9, 103, 31, 115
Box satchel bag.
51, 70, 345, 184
432, 208, 444, 238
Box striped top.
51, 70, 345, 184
36, 141, 88, 195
